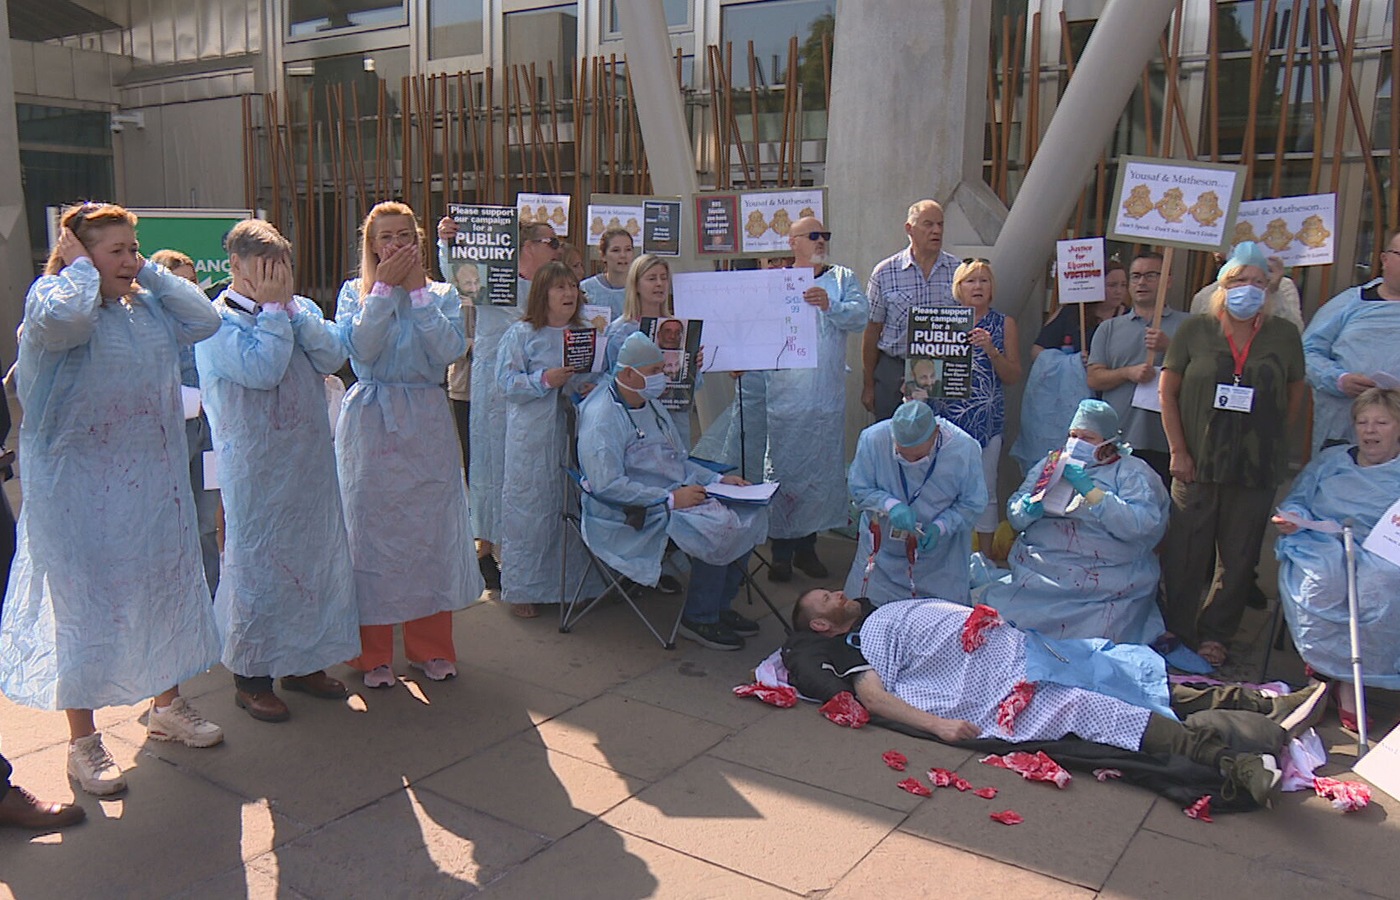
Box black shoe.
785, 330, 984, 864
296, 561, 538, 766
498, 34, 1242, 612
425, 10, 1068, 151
792, 548, 829, 579
655, 574, 683, 595
767, 559, 793, 582
719, 609, 760, 635
1246, 582, 1268, 610
479, 555, 502, 590
1220, 753, 1281, 808
677, 619, 745, 651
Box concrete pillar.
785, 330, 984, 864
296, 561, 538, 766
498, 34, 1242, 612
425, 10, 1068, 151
0, 0, 33, 364
990, 0, 1178, 326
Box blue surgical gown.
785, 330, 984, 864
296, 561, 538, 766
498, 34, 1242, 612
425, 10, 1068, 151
0, 259, 223, 709
691, 370, 769, 481
1302, 279, 1398, 454
843, 417, 987, 606
1277, 444, 1400, 688
335, 279, 482, 625
1009, 349, 1091, 476
984, 452, 1169, 645
495, 320, 602, 605
765, 264, 868, 538
439, 240, 526, 544
579, 274, 625, 320
195, 294, 360, 677
602, 315, 702, 449
576, 380, 768, 586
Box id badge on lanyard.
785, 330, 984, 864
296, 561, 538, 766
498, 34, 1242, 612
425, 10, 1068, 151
1216, 319, 1260, 413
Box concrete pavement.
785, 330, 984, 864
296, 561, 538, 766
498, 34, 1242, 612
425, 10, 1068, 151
2, 534, 1397, 899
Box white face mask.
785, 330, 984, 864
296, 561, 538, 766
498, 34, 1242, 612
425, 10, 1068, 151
1062, 436, 1102, 465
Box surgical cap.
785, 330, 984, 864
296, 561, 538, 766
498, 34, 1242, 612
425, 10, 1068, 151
1069, 399, 1120, 439
615, 332, 664, 370
1218, 241, 1268, 281
891, 400, 937, 447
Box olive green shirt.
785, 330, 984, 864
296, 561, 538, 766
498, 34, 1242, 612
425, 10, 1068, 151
1163, 314, 1304, 489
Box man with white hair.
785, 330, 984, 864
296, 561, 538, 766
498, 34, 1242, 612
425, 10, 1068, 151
862, 200, 962, 420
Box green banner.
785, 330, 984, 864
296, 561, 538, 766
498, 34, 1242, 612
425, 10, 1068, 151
129, 209, 253, 291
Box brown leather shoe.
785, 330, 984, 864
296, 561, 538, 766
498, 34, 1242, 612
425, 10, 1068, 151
235, 689, 291, 722
280, 671, 349, 699
0, 784, 86, 830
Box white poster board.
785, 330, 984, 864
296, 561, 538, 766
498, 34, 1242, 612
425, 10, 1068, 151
1354, 723, 1400, 802
738, 188, 826, 254
1234, 193, 1336, 267
1361, 497, 1400, 568
517, 192, 571, 236
1107, 156, 1247, 252
585, 200, 644, 246
1055, 237, 1106, 304
673, 269, 818, 371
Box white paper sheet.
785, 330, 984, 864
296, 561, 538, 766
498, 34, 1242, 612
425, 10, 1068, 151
1275, 509, 1343, 534
673, 269, 817, 371
1353, 722, 1400, 803
202, 450, 219, 491
181, 386, 201, 420
706, 481, 780, 503
1362, 497, 1400, 567
1130, 368, 1162, 412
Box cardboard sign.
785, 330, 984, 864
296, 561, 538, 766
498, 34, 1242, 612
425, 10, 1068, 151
906, 307, 975, 400
1107, 156, 1247, 252
1234, 193, 1336, 267
1055, 238, 1106, 304
517, 192, 570, 236
739, 188, 826, 254
585, 198, 643, 247
447, 203, 518, 307
563, 328, 607, 373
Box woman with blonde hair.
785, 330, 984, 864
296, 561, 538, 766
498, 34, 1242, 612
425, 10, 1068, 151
934, 258, 1022, 553
336, 201, 482, 687
1160, 241, 1305, 668
0, 202, 224, 796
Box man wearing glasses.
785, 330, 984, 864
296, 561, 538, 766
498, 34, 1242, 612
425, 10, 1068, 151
862, 200, 962, 420
1086, 251, 1182, 484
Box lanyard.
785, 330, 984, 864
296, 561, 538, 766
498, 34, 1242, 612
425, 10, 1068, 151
896, 430, 942, 505
1223, 315, 1262, 385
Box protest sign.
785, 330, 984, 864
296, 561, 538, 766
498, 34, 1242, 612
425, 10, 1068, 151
642, 200, 683, 256
447, 203, 518, 306
563, 328, 607, 373
695, 195, 740, 255
1107, 156, 1247, 252
905, 307, 975, 400
517, 192, 570, 236
1055, 238, 1106, 304
1234, 193, 1336, 267
739, 188, 826, 254
585, 197, 643, 247
126, 208, 252, 291
641, 316, 704, 412
673, 268, 817, 371
1362, 497, 1400, 569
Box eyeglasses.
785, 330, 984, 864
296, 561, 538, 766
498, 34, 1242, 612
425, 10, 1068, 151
962, 257, 990, 265
799, 231, 832, 241
531, 237, 562, 250
1129, 271, 1162, 283
1383, 249, 1400, 258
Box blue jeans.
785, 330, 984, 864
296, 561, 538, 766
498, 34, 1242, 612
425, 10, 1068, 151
684, 553, 749, 623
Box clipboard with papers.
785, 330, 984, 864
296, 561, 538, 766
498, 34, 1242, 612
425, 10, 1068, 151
705, 481, 779, 505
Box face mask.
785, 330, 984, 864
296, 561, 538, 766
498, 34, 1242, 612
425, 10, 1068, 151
897, 452, 929, 467
1225, 284, 1266, 319
637, 371, 669, 400
1063, 436, 1100, 465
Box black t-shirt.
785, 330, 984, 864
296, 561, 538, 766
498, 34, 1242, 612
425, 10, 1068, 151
781, 599, 877, 702
1034, 307, 1099, 353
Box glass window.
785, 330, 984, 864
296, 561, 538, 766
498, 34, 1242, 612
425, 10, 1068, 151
16, 104, 111, 150
607, 0, 691, 34
20, 148, 115, 270
504, 4, 578, 99
288, 0, 406, 38
1214, 0, 1331, 54
283, 48, 410, 138
429, 0, 485, 59
1376, 51, 1394, 149
720, 0, 834, 94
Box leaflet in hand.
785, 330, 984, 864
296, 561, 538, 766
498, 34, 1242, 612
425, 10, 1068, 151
564, 328, 608, 373
1131, 367, 1163, 412
706, 481, 779, 504
1275, 509, 1342, 534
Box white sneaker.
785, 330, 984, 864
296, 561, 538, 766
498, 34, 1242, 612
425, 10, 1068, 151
410, 658, 457, 681
147, 697, 224, 748
363, 665, 396, 689
67, 733, 127, 796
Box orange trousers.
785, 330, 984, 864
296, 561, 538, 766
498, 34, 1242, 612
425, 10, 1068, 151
349, 611, 456, 670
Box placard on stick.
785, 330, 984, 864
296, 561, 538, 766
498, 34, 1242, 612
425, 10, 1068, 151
1055, 238, 1106, 304
1234, 193, 1336, 267
1107, 156, 1247, 252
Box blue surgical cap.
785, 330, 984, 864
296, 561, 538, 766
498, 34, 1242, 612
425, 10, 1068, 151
614, 332, 663, 371
1069, 399, 1120, 439
1218, 241, 1269, 281
891, 400, 937, 447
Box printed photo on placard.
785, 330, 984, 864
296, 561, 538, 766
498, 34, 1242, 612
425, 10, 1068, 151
641, 316, 704, 412
447, 203, 519, 306
905, 307, 975, 400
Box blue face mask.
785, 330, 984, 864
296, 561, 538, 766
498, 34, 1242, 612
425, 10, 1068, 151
637, 371, 669, 400
1225, 284, 1266, 319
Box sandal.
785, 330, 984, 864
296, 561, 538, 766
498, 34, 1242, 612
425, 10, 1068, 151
510, 603, 539, 619
1197, 640, 1227, 668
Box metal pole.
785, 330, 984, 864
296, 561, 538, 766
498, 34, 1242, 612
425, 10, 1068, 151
1342, 523, 1369, 756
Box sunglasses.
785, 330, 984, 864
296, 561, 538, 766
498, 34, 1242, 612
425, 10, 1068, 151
531, 236, 562, 250
799, 231, 832, 241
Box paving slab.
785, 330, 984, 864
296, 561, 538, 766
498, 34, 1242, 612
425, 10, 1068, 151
825, 830, 1095, 900
1139, 769, 1400, 899
477, 820, 796, 900
602, 755, 902, 895
708, 704, 974, 812
416, 735, 649, 840
899, 752, 1157, 889
166, 859, 312, 900
1100, 828, 1383, 900
102, 663, 578, 827
0, 739, 305, 898
527, 693, 732, 782
609, 647, 779, 731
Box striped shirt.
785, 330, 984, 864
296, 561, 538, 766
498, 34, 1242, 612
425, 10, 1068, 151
867, 247, 962, 356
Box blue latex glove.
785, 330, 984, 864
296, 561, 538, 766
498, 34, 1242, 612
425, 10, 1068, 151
1016, 496, 1044, 521
1062, 463, 1097, 496
889, 502, 917, 533
917, 526, 940, 552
